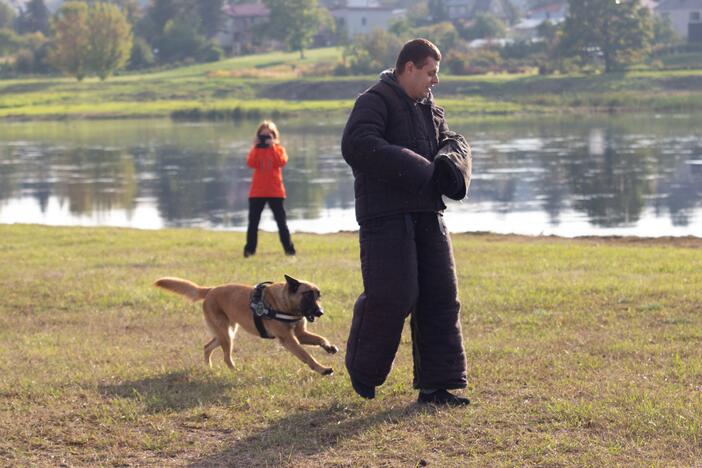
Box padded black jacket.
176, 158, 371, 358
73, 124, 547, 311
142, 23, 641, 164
341, 70, 472, 222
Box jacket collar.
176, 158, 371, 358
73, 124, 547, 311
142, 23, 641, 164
379, 68, 434, 106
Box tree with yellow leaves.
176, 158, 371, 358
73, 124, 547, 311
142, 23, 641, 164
48, 1, 132, 81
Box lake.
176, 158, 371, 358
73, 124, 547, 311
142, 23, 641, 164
1, 113, 701, 237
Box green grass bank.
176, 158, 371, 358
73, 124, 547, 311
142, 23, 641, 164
1, 224, 701, 465
1, 47, 702, 120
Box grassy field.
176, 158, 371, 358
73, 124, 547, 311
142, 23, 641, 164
1, 46, 702, 120
1, 224, 701, 465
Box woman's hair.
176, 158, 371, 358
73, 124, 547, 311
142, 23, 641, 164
256, 120, 280, 143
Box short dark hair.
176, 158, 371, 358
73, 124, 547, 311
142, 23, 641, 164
395, 38, 441, 75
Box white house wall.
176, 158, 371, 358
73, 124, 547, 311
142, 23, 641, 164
334, 10, 402, 37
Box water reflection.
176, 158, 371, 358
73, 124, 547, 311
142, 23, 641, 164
0, 115, 700, 237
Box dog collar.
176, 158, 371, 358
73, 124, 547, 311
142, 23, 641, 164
250, 282, 302, 339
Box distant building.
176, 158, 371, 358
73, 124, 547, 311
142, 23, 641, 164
656, 0, 702, 41
640, 0, 659, 12
331, 0, 405, 39
526, 2, 567, 22
218, 2, 271, 55
513, 1, 567, 40
445, 0, 517, 22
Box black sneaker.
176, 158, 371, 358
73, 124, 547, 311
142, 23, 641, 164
417, 389, 470, 406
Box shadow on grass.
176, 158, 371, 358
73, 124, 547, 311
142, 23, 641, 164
190, 402, 429, 466
99, 370, 235, 413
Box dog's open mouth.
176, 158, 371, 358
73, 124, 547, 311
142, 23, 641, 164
304, 307, 324, 322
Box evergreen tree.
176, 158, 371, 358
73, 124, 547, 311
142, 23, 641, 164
197, 0, 224, 39
17, 0, 50, 35
561, 0, 652, 72
147, 0, 183, 35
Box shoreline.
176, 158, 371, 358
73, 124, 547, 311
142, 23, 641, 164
3, 222, 701, 247
2, 65, 702, 122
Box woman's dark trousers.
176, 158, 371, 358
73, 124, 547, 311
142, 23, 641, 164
345, 212, 467, 390
245, 197, 295, 254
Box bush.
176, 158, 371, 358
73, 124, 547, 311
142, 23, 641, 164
129, 37, 155, 70
445, 47, 503, 75
336, 29, 404, 75
197, 40, 223, 63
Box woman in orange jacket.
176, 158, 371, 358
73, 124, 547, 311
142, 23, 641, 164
243, 120, 295, 257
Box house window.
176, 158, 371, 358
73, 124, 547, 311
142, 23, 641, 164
691, 11, 701, 23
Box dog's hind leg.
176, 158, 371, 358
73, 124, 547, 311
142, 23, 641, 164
215, 325, 238, 370
204, 337, 219, 367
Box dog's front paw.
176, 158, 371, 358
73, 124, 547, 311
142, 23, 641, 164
322, 367, 334, 376
324, 345, 339, 354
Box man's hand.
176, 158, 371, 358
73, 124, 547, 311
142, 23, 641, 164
433, 154, 466, 200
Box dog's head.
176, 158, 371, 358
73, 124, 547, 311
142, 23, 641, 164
284, 274, 324, 322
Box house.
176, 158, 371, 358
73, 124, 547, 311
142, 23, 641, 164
445, 0, 517, 23
512, 1, 567, 40
331, 0, 405, 39
525, 1, 567, 23
217, 2, 271, 55
656, 0, 702, 41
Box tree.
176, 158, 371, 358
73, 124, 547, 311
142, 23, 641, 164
197, 0, 225, 39
0, 2, 16, 30
146, 0, 184, 36
0, 28, 21, 56
263, 0, 333, 58
156, 16, 206, 62
128, 36, 155, 69
16, 0, 50, 35
341, 29, 405, 74
47, 2, 90, 80
652, 13, 677, 49
86, 2, 132, 80
427, 0, 448, 24
48, 1, 132, 80
460, 13, 507, 40
560, 0, 653, 72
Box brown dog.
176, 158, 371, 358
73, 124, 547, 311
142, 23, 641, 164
154, 274, 338, 375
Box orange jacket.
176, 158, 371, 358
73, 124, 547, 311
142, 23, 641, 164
247, 143, 288, 198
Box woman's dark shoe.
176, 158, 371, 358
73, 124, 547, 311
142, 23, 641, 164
350, 374, 375, 399
285, 247, 296, 256
243, 248, 255, 258
417, 389, 470, 406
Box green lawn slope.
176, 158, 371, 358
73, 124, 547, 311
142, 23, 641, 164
1, 47, 702, 120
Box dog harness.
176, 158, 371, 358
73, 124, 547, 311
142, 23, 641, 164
250, 282, 302, 339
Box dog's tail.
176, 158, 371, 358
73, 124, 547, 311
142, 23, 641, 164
154, 277, 211, 302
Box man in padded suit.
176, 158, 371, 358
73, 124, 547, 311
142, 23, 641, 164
341, 38, 473, 405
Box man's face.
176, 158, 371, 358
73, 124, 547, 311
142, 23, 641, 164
401, 57, 440, 101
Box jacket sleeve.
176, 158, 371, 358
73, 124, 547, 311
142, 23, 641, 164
341, 92, 434, 195
433, 107, 472, 200
247, 147, 258, 169
273, 145, 288, 168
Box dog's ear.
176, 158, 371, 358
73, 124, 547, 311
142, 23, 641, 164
284, 274, 301, 293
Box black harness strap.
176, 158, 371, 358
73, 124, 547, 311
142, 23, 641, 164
250, 282, 302, 339
253, 313, 273, 339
